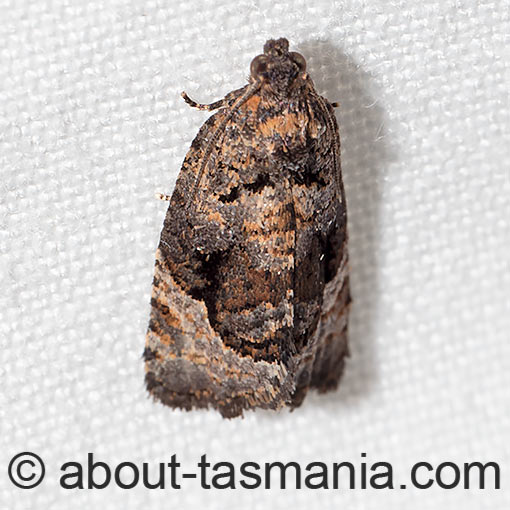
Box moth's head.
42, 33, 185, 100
250, 38, 308, 98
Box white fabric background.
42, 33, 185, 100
1, 0, 509, 508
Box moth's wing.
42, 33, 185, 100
290, 94, 350, 406
309, 97, 350, 393
145, 244, 294, 418
309, 246, 349, 392
144, 92, 296, 418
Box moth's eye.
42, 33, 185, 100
290, 52, 306, 72
250, 55, 268, 78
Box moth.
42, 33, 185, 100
144, 38, 350, 418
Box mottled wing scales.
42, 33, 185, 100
145, 247, 294, 418
145, 96, 300, 417
210, 185, 297, 363
287, 93, 350, 405
145, 58, 350, 417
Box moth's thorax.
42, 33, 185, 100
238, 91, 325, 160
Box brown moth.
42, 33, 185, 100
144, 38, 350, 418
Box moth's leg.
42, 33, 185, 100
155, 193, 171, 201
331, 101, 340, 108
181, 91, 227, 111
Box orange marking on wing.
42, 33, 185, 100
244, 94, 261, 112
258, 112, 303, 138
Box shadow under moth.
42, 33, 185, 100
144, 38, 350, 418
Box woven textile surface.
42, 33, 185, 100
1, 0, 509, 508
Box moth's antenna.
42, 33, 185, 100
187, 81, 262, 211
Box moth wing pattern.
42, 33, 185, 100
145, 104, 296, 418
283, 95, 349, 407
144, 38, 350, 418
